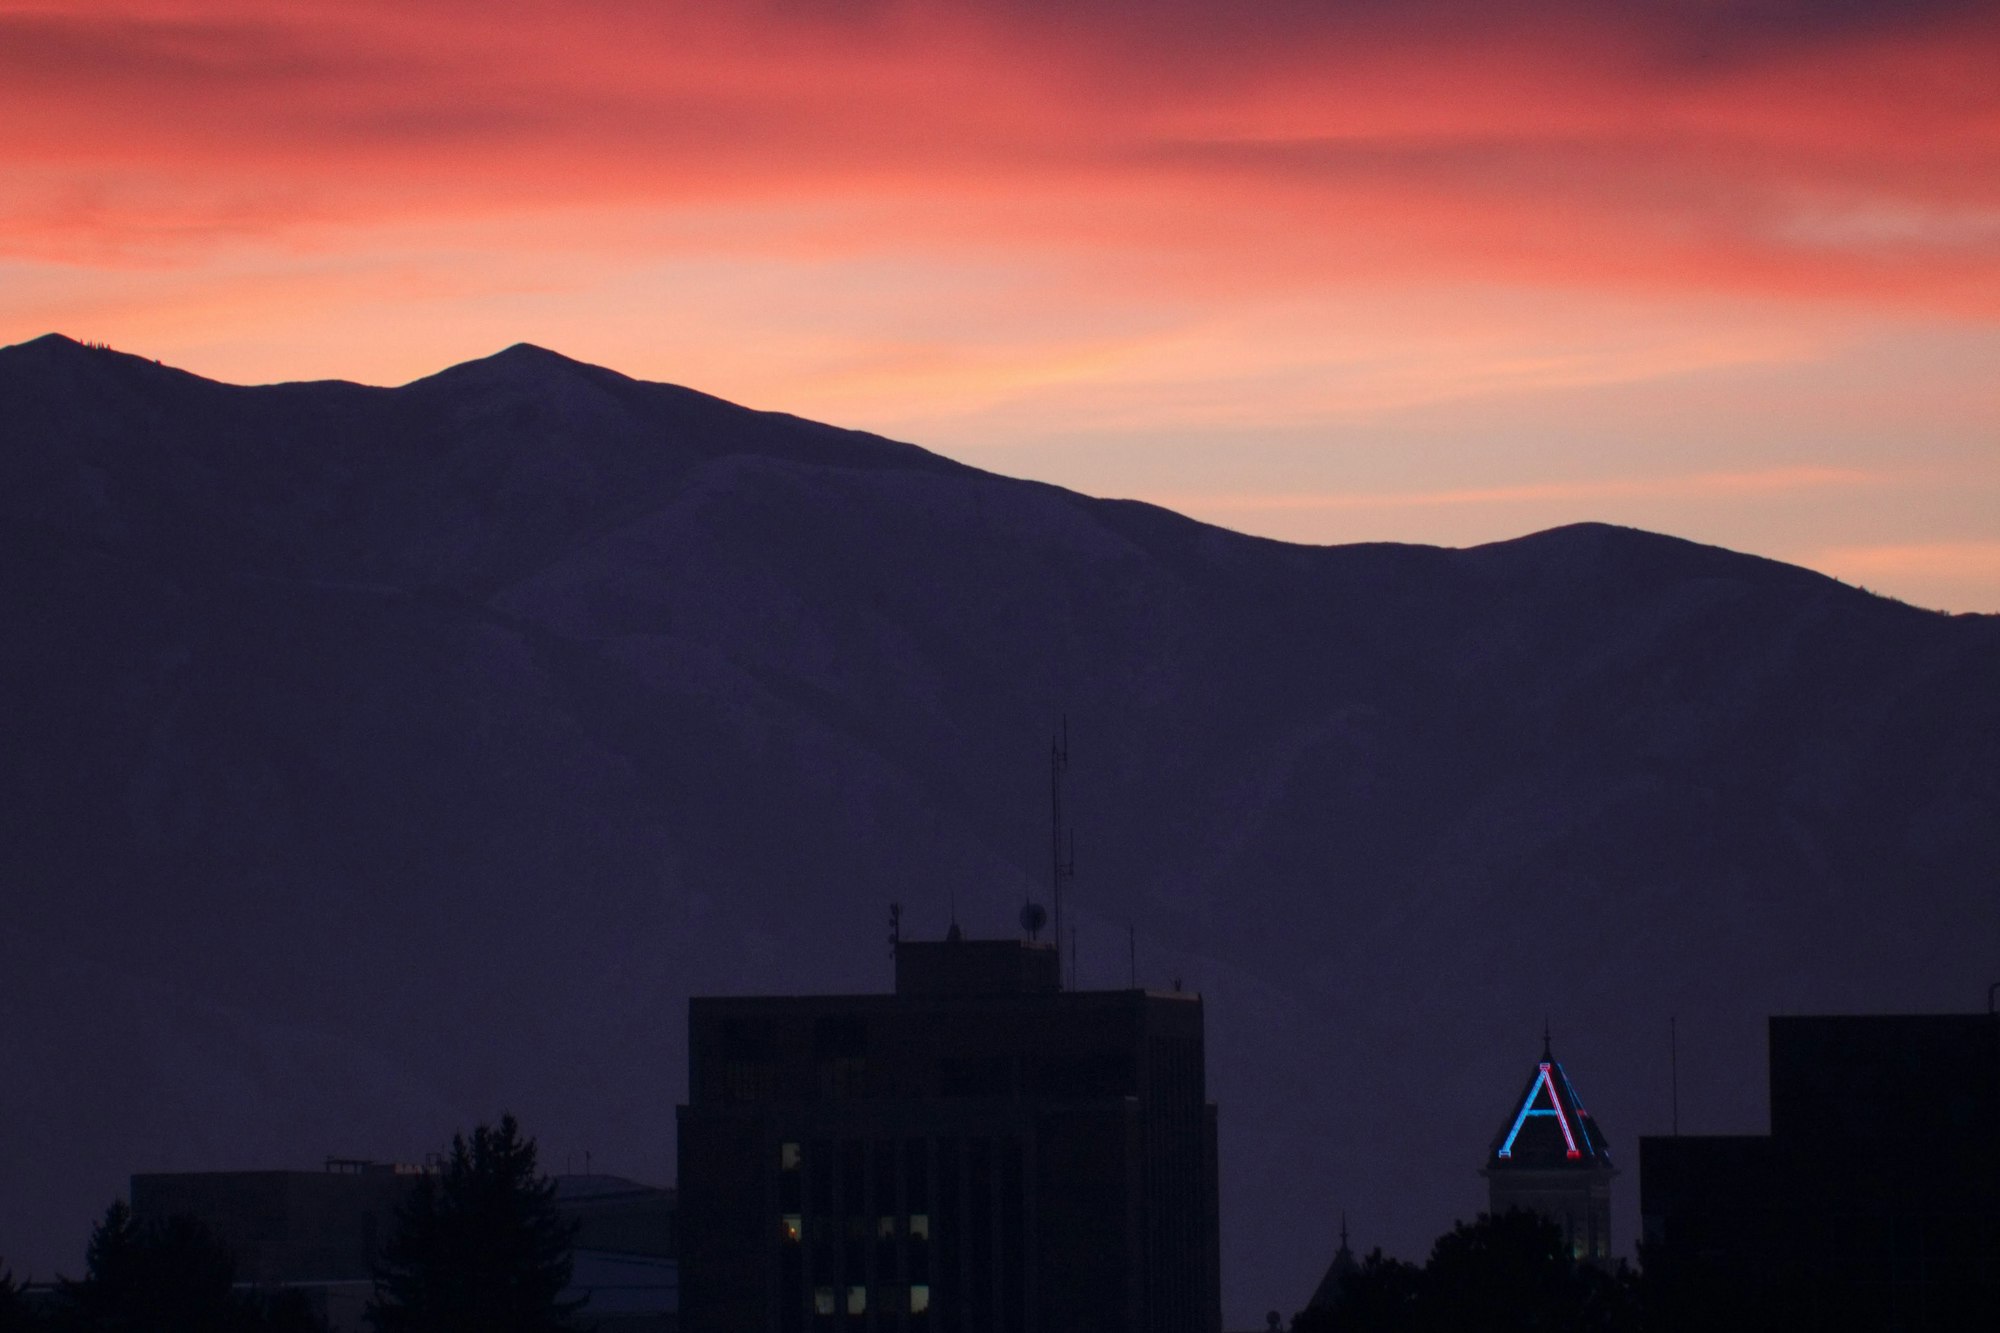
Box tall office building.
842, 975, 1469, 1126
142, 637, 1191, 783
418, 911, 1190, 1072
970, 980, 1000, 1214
1480, 1037, 1616, 1262
676, 933, 1221, 1333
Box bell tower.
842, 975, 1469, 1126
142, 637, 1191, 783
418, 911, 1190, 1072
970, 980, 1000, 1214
1481, 1033, 1616, 1262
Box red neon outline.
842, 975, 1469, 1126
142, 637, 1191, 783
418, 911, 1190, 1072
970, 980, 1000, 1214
1538, 1064, 1582, 1156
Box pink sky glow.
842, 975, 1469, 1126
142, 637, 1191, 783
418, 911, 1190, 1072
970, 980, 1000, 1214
4, 0, 1997, 609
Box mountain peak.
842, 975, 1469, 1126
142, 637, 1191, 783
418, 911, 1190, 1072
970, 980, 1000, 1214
1470, 519, 1843, 596
487, 341, 577, 366
401, 341, 631, 394
3, 332, 101, 360
0, 333, 180, 382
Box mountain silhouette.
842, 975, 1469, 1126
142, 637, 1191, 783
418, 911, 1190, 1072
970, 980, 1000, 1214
3, 333, 1996, 1321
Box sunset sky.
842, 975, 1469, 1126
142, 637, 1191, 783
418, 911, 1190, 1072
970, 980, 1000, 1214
5, 1, 1997, 609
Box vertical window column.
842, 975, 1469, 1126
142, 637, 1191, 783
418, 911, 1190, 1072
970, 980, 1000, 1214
936, 1137, 962, 1333
906, 1136, 932, 1327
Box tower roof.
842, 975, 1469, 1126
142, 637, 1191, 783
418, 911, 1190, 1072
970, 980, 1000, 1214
1305, 1214, 1357, 1310
1486, 1043, 1612, 1170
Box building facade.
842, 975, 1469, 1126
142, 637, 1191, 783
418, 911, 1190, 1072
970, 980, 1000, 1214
676, 935, 1222, 1333
1641, 1013, 2000, 1329
1480, 1039, 1615, 1262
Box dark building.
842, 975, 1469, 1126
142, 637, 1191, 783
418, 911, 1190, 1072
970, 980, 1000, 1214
555, 1175, 680, 1332
131, 1160, 426, 1330
1641, 1012, 2000, 1329
676, 934, 1222, 1333
129, 1161, 678, 1331
558, 1173, 679, 1261
1479, 1037, 1615, 1262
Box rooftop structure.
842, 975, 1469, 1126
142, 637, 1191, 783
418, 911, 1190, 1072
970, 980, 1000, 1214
1303, 1216, 1357, 1312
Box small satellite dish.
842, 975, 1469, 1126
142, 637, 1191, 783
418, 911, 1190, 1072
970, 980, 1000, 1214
1019, 902, 1048, 939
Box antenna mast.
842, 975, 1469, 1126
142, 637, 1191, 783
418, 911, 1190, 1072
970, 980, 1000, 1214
1050, 717, 1074, 989
1670, 1016, 1680, 1136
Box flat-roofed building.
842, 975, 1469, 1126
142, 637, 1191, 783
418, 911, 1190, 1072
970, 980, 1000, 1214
130, 1161, 424, 1330
1641, 1012, 2000, 1328
132, 1161, 422, 1287
129, 1162, 678, 1331
676, 933, 1222, 1333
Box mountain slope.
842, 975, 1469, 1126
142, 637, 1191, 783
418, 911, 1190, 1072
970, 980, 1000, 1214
3, 334, 1996, 1320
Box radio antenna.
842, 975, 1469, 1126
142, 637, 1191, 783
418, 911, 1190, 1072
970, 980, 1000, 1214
1050, 717, 1074, 988
1670, 1016, 1680, 1136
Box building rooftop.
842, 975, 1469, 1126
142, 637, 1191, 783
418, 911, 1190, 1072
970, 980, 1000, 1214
893, 935, 1061, 995
552, 1174, 669, 1201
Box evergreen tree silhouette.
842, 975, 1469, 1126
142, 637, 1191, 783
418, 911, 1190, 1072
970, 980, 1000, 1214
366, 1115, 583, 1333
50, 1200, 323, 1333
1419, 1209, 1575, 1330
0, 1258, 42, 1333
58, 1201, 236, 1332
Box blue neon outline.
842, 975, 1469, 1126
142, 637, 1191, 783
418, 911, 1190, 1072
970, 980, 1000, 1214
1496, 1063, 1580, 1159
1497, 1065, 1555, 1158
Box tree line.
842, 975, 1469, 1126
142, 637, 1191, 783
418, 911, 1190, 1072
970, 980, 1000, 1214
0, 1115, 583, 1333
1287, 1204, 1921, 1333
1291, 1209, 1641, 1333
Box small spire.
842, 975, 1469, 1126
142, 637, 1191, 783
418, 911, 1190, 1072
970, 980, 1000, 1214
1340, 1211, 1350, 1251
1542, 1017, 1552, 1062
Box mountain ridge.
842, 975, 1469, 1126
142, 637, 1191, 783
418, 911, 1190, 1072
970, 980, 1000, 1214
0, 332, 1927, 602
2, 337, 1994, 1323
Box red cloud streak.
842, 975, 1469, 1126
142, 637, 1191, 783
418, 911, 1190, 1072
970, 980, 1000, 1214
3, 0, 1996, 311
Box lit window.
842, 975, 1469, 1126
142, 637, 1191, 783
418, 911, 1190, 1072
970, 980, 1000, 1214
877, 1215, 897, 1239
847, 1286, 867, 1315
781, 1142, 802, 1171
813, 1287, 836, 1315
910, 1284, 930, 1313
908, 1213, 930, 1240
781, 1214, 802, 1243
